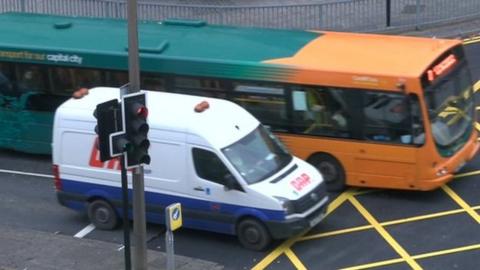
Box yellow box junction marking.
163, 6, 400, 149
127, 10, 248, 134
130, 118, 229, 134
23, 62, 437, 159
285, 248, 307, 270
441, 185, 480, 223
251, 189, 356, 270
341, 243, 480, 269
463, 36, 480, 45
475, 80, 480, 93
252, 164, 480, 269
349, 197, 422, 269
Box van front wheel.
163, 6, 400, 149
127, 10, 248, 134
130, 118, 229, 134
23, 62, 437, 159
87, 199, 119, 230
309, 153, 346, 192
237, 218, 271, 251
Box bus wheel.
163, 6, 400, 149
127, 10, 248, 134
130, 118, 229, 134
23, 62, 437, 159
309, 154, 346, 192
237, 218, 271, 251
87, 199, 119, 230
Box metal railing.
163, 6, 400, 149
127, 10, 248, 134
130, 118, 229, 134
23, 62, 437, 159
1, 0, 479, 32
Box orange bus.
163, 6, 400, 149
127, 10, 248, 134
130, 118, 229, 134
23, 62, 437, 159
265, 33, 479, 191
0, 13, 477, 191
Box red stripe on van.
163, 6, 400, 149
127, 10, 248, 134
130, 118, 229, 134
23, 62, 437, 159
52, 164, 62, 191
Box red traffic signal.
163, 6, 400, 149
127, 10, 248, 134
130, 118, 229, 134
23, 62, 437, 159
122, 92, 150, 168
136, 106, 148, 118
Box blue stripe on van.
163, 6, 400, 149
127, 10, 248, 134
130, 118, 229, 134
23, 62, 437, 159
60, 178, 285, 235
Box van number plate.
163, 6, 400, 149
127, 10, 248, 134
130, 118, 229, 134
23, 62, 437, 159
309, 212, 325, 227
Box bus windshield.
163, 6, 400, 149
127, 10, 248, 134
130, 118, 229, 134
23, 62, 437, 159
222, 125, 292, 184
425, 63, 475, 157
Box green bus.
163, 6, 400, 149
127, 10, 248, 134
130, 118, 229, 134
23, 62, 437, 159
0, 12, 315, 154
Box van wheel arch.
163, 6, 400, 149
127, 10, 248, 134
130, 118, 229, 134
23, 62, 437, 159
307, 152, 346, 192
87, 198, 119, 230
236, 216, 272, 251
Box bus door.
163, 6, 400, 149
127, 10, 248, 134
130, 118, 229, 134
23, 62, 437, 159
353, 92, 423, 188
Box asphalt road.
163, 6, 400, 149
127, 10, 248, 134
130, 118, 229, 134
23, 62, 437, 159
0, 39, 479, 270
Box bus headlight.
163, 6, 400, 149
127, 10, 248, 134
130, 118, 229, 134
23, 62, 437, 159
274, 196, 295, 215
436, 167, 448, 176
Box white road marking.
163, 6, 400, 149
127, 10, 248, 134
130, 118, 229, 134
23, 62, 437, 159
74, 224, 96, 238
0, 168, 52, 179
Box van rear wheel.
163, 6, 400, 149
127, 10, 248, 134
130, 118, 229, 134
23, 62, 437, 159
237, 218, 271, 251
309, 153, 346, 192
87, 199, 119, 230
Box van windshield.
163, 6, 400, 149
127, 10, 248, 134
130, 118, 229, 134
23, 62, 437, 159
222, 125, 292, 184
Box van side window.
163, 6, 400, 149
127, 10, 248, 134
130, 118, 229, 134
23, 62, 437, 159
192, 148, 234, 186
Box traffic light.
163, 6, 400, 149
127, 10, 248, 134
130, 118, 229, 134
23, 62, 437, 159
123, 92, 150, 168
93, 99, 121, 162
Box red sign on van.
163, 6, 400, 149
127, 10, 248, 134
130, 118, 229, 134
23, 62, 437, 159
290, 173, 311, 192
89, 143, 121, 170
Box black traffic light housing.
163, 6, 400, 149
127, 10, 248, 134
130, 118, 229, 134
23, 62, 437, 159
93, 99, 122, 162
122, 92, 151, 168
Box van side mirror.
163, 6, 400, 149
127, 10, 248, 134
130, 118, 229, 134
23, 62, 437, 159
224, 174, 243, 192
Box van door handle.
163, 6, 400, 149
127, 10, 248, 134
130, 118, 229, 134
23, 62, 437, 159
194, 186, 205, 191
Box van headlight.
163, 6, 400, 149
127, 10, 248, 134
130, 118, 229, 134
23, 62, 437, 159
274, 196, 295, 215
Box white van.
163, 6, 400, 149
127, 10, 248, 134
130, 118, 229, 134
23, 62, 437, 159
52, 87, 329, 250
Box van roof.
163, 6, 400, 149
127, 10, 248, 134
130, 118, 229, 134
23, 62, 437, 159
57, 87, 259, 149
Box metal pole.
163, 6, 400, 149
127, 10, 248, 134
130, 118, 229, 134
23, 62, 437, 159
132, 167, 147, 270
415, 0, 420, 30
166, 230, 175, 270
120, 156, 132, 270
386, 0, 391, 27
127, 0, 147, 269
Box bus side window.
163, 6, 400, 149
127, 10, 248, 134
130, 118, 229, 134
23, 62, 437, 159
105, 71, 128, 87
291, 87, 351, 138
0, 63, 14, 97
51, 67, 75, 94
232, 83, 287, 132
173, 76, 227, 98
17, 65, 46, 93
141, 75, 165, 91
74, 69, 103, 90
363, 92, 413, 144
410, 94, 425, 145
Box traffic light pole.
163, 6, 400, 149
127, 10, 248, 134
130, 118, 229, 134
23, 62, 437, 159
120, 156, 132, 270
127, 0, 148, 269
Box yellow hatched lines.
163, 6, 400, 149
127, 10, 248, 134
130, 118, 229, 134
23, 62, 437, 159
441, 185, 480, 223
285, 248, 307, 270
463, 36, 480, 45
252, 175, 480, 269
474, 81, 480, 93
349, 196, 422, 269
251, 190, 355, 270
342, 243, 480, 270
454, 169, 480, 179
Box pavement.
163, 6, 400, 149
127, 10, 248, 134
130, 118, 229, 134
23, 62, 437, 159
2, 6, 480, 270
0, 225, 223, 270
